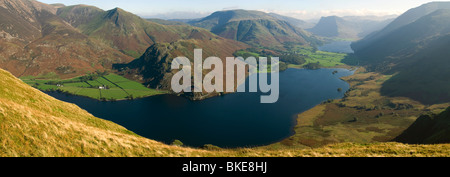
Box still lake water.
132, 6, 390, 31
46, 68, 354, 148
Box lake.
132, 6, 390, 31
319, 41, 354, 53
46, 68, 354, 148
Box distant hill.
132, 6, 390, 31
395, 107, 450, 144
307, 15, 394, 39
189, 9, 320, 50
146, 18, 187, 25
352, 1, 450, 51
0, 0, 132, 78
268, 13, 315, 29
351, 7, 450, 104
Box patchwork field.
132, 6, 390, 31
234, 45, 349, 71
287, 46, 348, 68
21, 73, 166, 101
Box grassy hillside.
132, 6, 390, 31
1, 68, 450, 157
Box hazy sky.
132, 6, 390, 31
38, 0, 437, 19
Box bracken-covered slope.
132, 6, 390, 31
0, 0, 133, 79
189, 9, 319, 50
1, 68, 449, 157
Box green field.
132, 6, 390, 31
234, 45, 348, 70
286, 46, 348, 68
21, 73, 167, 101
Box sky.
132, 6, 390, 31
38, 0, 437, 20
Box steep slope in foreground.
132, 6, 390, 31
395, 107, 450, 144
1, 68, 450, 157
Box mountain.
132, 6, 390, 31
307, 16, 358, 39
114, 34, 250, 99
307, 15, 394, 39
188, 9, 319, 50
1, 1, 249, 79
350, 7, 450, 104
352, 2, 450, 51
395, 107, 450, 144
56, 5, 191, 58
56, 5, 250, 59
0, 0, 132, 78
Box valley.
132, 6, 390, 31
1, 0, 450, 158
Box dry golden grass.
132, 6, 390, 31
296, 104, 326, 127
1, 68, 449, 157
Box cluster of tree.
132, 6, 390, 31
280, 54, 306, 65
79, 71, 109, 82
303, 62, 321, 70
45, 81, 64, 85
100, 97, 117, 102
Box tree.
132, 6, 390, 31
304, 62, 321, 70
280, 54, 306, 65
171, 139, 184, 146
